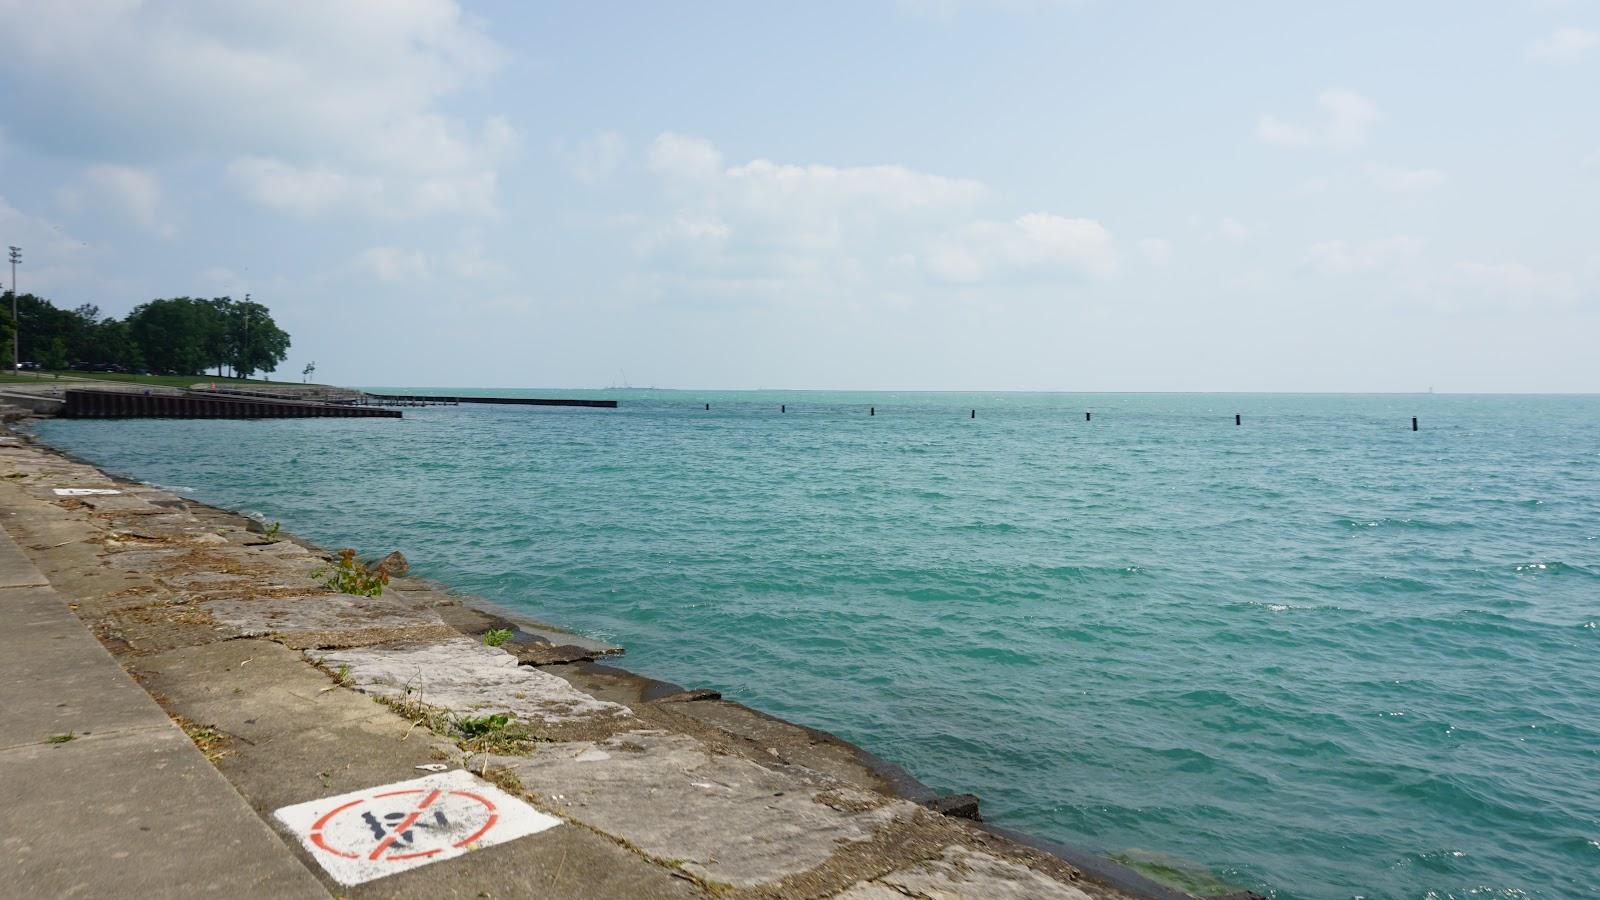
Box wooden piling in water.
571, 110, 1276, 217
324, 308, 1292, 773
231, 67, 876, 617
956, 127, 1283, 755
1085, 412, 1091, 422
1236, 414, 1241, 426
971, 409, 976, 419
1412, 416, 1418, 431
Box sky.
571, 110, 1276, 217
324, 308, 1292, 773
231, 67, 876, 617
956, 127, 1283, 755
1, 1, 1597, 392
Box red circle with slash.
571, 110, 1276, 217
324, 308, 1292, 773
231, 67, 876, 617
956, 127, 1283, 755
308, 787, 499, 862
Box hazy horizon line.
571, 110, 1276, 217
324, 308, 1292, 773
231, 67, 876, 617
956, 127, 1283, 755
352, 385, 1600, 396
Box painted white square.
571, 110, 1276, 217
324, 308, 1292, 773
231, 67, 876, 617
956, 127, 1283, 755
53, 488, 122, 496
273, 769, 560, 886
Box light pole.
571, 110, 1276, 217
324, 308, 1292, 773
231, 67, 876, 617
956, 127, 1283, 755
241, 292, 252, 380
8, 246, 19, 374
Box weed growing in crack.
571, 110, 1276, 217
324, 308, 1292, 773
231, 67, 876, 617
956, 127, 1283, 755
455, 712, 536, 755
455, 712, 511, 738
313, 548, 387, 597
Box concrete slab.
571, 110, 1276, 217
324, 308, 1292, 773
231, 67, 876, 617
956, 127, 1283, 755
320, 637, 633, 725
98, 599, 240, 656
0, 585, 174, 747
0, 727, 327, 898
349, 818, 706, 900
0, 529, 48, 588
835, 845, 1098, 899
102, 545, 190, 572
80, 494, 166, 513
206, 593, 459, 649
498, 730, 921, 889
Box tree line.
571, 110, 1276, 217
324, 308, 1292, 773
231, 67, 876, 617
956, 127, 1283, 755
0, 294, 290, 378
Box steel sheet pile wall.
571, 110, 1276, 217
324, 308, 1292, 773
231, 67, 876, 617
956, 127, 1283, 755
62, 390, 402, 419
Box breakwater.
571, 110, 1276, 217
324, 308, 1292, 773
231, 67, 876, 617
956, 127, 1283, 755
365, 393, 618, 408
60, 388, 402, 419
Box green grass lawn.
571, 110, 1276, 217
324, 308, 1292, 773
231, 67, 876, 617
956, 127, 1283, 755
0, 370, 302, 388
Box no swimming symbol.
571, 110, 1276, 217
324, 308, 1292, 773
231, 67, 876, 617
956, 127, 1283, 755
274, 769, 560, 885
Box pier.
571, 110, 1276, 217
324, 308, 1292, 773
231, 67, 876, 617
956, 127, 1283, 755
364, 394, 617, 409
61, 389, 401, 419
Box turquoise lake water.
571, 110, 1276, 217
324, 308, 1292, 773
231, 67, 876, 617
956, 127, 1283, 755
34, 391, 1600, 898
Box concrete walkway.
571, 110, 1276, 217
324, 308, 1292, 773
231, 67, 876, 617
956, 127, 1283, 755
0, 525, 327, 898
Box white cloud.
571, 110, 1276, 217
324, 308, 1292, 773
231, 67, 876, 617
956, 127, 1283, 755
634, 133, 1106, 298
1217, 217, 1251, 243
228, 158, 499, 219
1366, 164, 1448, 192
634, 215, 735, 265
723, 158, 989, 216
645, 132, 990, 264
649, 133, 987, 215
649, 133, 726, 181
1290, 177, 1333, 198
1257, 90, 1379, 151
925, 213, 1115, 282
662, 215, 734, 245
0, 0, 515, 219
447, 232, 509, 281
58, 164, 175, 237
1255, 116, 1314, 149
0, 194, 100, 294
353, 234, 507, 284
1138, 238, 1174, 267
1528, 26, 1599, 64
1226, 268, 1270, 293
355, 247, 432, 283
1445, 261, 1579, 309
1301, 236, 1423, 275
565, 131, 627, 185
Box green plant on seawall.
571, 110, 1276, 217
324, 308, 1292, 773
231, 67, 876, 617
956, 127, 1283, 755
482, 628, 514, 647
451, 711, 536, 755
47, 732, 75, 744
313, 548, 387, 597
264, 521, 280, 542
454, 712, 511, 739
